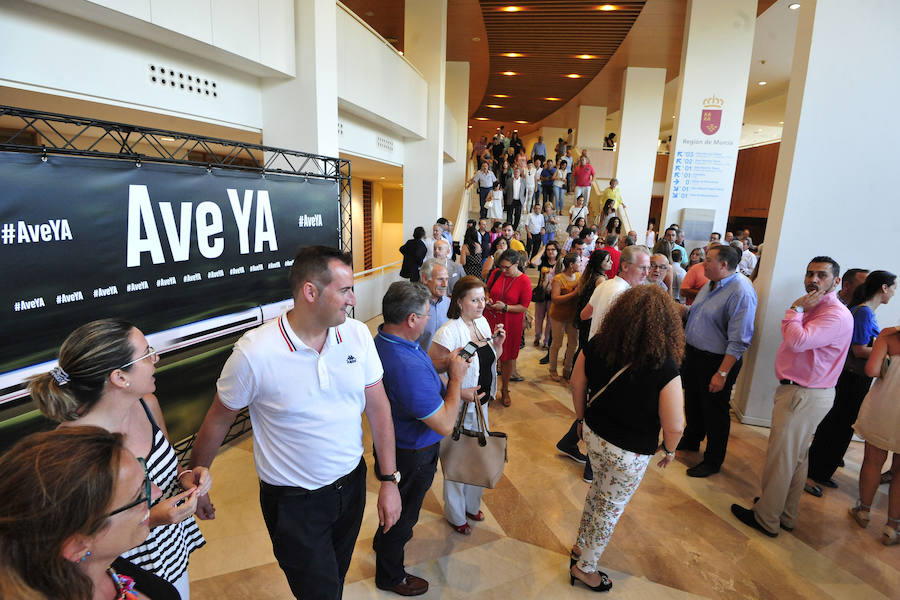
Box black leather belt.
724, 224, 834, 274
259, 457, 364, 496
779, 379, 801, 386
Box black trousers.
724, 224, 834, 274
807, 369, 872, 482
681, 345, 742, 468
507, 201, 522, 231
373, 443, 439, 588
259, 458, 366, 600
526, 231, 543, 259
478, 187, 492, 219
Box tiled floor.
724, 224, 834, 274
187, 317, 900, 599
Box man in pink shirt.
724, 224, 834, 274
573, 156, 596, 204
731, 256, 853, 537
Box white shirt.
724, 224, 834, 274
217, 313, 383, 488
512, 177, 522, 200
569, 204, 587, 223
587, 276, 631, 339
526, 212, 545, 234
524, 167, 537, 190
431, 317, 497, 399
739, 249, 758, 276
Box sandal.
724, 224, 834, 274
881, 471, 894, 485
466, 510, 485, 521
883, 518, 900, 546
501, 391, 511, 407
849, 501, 871, 528
450, 521, 472, 535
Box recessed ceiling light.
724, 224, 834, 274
671, 115, 676, 118
788, 3, 800, 9
544, 97, 562, 101
576, 54, 598, 60
778, 121, 784, 125
380, 176, 386, 179
475, 117, 489, 121
565, 73, 582, 78
160, 136, 176, 142
597, 4, 617, 10
501, 53, 524, 57
398, 51, 403, 56
502, 71, 518, 76
472, 37, 481, 42
514, 120, 528, 124
486, 104, 503, 109
468, 125, 473, 128
758, 81, 767, 85
501, 6, 523, 11
492, 94, 510, 98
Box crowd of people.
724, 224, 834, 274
1, 164, 897, 598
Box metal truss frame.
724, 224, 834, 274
0, 105, 352, 255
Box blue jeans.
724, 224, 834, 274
553, 186, 564, 212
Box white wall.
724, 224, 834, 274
28, 0, 296, 76
338, 112, 404, 166
443, 61, 470, 218
336, 4, 427, 140
576, 105, 607, 149
2, 0, 264, 130
733, 0, 900, 425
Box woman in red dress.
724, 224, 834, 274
485, 249, 532, 406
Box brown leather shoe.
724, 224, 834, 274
377, 574, 429, 596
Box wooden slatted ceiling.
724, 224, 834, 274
474, 1, 645, 125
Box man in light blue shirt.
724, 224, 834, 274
531, 136, 547, 162
416, 259, 450, 351
680, 244, 757, 478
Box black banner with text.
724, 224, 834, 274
0, 152, 340, 374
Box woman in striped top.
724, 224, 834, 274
30, 319, 210, 599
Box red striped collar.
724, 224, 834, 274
278, 313, 342, 352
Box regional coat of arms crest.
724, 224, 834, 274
701, 95, 724, 136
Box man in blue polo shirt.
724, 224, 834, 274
373, 281, 470, 596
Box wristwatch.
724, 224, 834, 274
717, 370, 729, 378
791, 305, 804, 313
378, 470, 401, 484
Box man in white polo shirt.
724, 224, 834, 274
190, 246, 402, 599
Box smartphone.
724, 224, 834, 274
459, 341, 479, 360
492, 328, 504, 339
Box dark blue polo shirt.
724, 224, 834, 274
374, 326, 445, 450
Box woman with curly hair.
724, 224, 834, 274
568, 285, 685, 592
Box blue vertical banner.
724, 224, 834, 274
0, 152, 340, 374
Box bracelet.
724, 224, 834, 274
662, 445, 674, 456
503, 303, 509, 312
177, 469, 193, 485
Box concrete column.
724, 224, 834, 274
402, 0, 447, 238
733, 0, 900, 425
443, 60, 470, 220
613, 67, 665, 243
260, 0, 337, 157
576, 105, 607, 150
660, 0, 755, 246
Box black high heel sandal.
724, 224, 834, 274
569, 565, 612, 592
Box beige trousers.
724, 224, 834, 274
753, 384, 835, 533
549, 317, 577, 374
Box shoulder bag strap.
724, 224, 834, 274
586, 363, 631, 408
451, 398, 469, 441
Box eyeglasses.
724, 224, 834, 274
108, 457, 151, 517
498, 263, 513, 270
414, 312, 431, 320
650, 264, 669, 270
120, 347, 158, 369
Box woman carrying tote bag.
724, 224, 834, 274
430, 276, 506, 535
